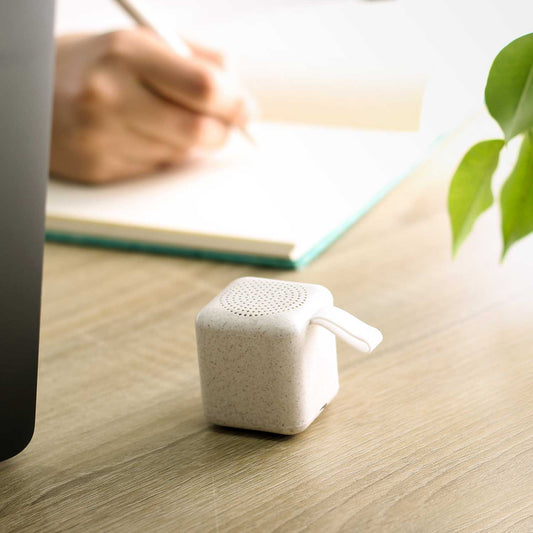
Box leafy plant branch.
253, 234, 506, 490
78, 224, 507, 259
448, 33, 533, 259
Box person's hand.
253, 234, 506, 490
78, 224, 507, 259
50, 29, 256, 184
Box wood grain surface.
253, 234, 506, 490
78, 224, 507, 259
1, 119, 532, 532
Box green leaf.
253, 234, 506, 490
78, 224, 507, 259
485, 33, 533, 142
448, 139, 504, 256
500, 131, 533, 259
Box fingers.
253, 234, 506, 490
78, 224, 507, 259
185, 39, 227, 69
121, 79, 231, 150
81, 136, 187, 184
102, 29, 255, 127
54, 117, 187, 185
52, 29, 254, 184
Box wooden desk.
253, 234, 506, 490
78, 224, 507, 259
1, 122, 532, 532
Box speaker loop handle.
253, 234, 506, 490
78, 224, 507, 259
310, 307, 383, 354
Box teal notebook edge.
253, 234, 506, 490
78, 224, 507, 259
45, 135, 442, 270
45, 231, 298, 269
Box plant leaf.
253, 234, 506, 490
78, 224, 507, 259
500, 131, 533, 259
448, 139, 504, 256
485, 33, 533, 142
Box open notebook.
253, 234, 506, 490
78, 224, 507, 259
46, 122, 432, 269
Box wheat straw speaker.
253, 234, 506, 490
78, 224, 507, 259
195, 277, 383, 435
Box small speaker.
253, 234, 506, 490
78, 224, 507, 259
196, 277, 383, 435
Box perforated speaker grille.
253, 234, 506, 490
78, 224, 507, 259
220, 278, 308, 317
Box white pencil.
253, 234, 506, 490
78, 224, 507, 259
113, 0, 256, 144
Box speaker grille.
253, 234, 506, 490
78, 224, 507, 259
220, 278, 307, 317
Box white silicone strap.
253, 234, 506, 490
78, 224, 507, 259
310, 307, 383, 353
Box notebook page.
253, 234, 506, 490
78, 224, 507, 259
46, 123, 426, 258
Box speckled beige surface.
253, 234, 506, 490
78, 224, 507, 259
196, 277, 339, 434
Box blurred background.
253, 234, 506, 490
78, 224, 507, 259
55, 0, 533, 136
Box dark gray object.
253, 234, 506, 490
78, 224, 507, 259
0, 0, 55, 461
